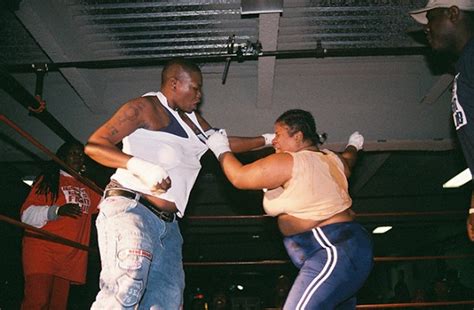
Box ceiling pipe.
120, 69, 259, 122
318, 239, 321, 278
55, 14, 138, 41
33, 63, 48, 97
221, 34, 235, 84
0, 65, 79, 143
4, 46, 430, 73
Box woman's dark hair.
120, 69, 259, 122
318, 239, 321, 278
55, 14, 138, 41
34, 141, 84, 204
275, 109, 326, 145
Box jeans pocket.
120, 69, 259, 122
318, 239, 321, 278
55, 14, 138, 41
98, 196, 137, 219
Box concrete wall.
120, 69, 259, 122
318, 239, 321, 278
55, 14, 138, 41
1, 55, 454, 160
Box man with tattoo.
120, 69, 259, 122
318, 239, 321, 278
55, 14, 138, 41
85, 58, 273, 309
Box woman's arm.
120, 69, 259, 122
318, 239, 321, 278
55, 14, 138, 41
20, 180, 83, 228
219, 152, 292, 190
206, 131, 291, 190
85, 97, 171, 193
337, 131, 364, 177
228, 136, 267, 153
339, 145, 358, 177
195, 112, 273, 153
85, 98, 150, 169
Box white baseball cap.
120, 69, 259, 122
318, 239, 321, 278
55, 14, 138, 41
409, 0, 474, 24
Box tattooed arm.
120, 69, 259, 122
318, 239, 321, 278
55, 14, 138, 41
85, 97, 155, 169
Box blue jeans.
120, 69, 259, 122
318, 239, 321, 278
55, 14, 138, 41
283, 222, 373, 310
91, 195, 184, 309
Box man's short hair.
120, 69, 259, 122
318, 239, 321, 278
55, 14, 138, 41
161, 58, 201, 85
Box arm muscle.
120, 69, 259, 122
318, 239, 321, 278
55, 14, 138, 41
85, 98, 150, 168
219, 152, 292, 190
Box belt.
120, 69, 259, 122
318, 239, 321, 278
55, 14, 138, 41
104, 188, 175, 222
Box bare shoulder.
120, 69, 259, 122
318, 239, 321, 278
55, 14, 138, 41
126, 96, 156, 111
249, 152, 293, 188
139, 95, 171, 130
119, 96, 153, 116
258, 152, 293, 169
108, 97, 150, 128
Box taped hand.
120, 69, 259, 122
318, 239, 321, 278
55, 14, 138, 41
206, 131, 231, 159
127, 157, 171, 193
262, 133, 275, 147
347, 131, 364, 151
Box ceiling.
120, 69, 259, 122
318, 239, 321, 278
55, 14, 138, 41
1, 0, 427, 66
1, 0, 474, 302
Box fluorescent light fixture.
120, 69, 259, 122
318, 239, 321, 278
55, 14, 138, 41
443, 168, 472, 188
22, 176, 35, 187
241, 0, 283, 15
372, 226, 392, 234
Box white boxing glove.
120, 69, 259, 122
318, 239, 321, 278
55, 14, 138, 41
346, 131, 364, 151
126, 157, 169, 191
206, 131, 231, 159
262, 133, 275, 147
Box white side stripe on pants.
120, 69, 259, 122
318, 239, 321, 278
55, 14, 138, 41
295, 227, 338, 310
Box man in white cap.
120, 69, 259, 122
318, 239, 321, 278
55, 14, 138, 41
410, 1, 474, 241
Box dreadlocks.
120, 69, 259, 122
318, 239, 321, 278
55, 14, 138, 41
34, 141, 84, 204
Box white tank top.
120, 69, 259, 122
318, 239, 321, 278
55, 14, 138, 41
111, 91, 208, 217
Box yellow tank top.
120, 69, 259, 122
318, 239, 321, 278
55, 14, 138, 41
263, 149, 351, 220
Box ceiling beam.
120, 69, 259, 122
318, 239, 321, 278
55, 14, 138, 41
350, 153, 391, 195
257, 13, 280, 108
420, 73, 453, 105
15, 0, 106, 112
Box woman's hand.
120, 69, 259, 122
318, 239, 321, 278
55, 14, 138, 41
57, 203, 82, 218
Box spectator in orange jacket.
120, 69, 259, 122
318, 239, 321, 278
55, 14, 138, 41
20, 141, 101, 310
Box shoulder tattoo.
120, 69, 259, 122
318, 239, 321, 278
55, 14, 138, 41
105, 101, 147, 136
117, 101, 145, 125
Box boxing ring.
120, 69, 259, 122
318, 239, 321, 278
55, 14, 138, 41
1, 111, 474, 309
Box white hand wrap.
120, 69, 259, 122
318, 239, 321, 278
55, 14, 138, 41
204, 128, 227, 138
262, 133, 275, 147
206, 131, 231, 159
126, 157, 169, 190
203, 128, 218, 138
347, 131, 364, 151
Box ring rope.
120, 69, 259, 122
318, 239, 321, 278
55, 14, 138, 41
0, 214, 95, 253
1, 114, 103, 194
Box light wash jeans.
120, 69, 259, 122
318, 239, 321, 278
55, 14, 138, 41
91, 195, 184, 309
283, 222, 373, 310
